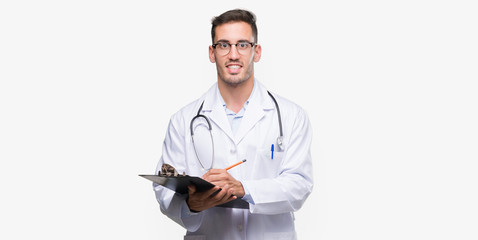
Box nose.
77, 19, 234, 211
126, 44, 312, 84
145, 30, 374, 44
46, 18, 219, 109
227, 44, 240, 59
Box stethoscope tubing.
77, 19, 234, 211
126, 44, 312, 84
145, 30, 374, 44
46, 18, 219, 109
190, 91, 283, 169
190, 113, 215, 170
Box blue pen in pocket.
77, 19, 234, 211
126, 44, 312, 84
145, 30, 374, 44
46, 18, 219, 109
271, 144, 274, 159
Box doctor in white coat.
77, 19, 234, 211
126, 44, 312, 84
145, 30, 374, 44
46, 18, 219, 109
154, 9, 313, 240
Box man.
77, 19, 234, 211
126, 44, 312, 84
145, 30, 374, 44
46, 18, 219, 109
154, 9, 313, 240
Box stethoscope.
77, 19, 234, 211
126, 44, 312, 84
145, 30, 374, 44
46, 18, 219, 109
190, 91, 283, 170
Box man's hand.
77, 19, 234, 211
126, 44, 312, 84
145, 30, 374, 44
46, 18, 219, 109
202, 169, 245, 197
186, 184, 236, 212
186, 169, 245, 212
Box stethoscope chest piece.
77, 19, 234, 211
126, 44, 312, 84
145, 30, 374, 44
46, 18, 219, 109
277, 136, 284, 151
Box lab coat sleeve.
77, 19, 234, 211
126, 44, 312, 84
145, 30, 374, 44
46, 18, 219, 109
243, 107, 314, 214
153, 117, 204, 232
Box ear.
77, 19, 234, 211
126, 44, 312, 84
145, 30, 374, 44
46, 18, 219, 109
209, 45, 216, 63
253, 44, 262, 62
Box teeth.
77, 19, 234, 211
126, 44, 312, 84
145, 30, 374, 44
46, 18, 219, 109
228, 65, 240, 69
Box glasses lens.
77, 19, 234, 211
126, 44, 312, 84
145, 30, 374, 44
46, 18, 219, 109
215, 42, 230, 56
237, 42, 252, 55
214, 42, 254, 56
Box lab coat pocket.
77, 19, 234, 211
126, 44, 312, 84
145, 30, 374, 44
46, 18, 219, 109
254, 149, 284, 178
264, 231, 296, 240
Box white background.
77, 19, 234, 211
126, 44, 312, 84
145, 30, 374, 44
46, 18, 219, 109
1, 0, 477, 239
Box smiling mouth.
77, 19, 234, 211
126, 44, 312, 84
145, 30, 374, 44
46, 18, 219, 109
226, 64, 242, 74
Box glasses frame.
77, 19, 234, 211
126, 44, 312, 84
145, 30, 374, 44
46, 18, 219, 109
212, 41, 256, 56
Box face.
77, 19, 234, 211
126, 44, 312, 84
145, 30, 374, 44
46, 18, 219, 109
209, 21, 262, 87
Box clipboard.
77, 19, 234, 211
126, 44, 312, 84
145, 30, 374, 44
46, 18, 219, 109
140, 174, 249, 209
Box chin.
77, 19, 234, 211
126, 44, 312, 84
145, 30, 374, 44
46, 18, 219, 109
222, 77, 248, 87
220, 71, 253, 86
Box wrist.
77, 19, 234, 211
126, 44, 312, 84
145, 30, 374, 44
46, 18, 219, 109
235, 181, 245, 198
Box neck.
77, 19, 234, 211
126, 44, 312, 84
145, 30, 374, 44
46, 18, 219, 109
218, 78, 254, 113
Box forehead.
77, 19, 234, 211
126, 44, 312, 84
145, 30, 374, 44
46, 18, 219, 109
214, 21, 254, 42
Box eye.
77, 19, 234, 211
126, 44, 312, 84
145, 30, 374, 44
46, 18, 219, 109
218, 42, 230, 49
237, 42, 250, 49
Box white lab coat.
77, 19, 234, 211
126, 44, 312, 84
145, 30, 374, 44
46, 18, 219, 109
154, 80, 313, 240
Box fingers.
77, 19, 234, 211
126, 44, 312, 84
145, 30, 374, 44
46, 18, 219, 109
209, 185, 237, 205
187, 185, 219, 212
187, 184, 236, 212
187, 184, 196, 195
203, 169, 235, 187
188, 169, 241, 212
202, 169, 227, 181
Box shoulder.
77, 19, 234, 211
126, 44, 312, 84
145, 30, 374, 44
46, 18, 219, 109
256, 80, 302, 109
257, 81, 310, 131
168, 83, 216, 126
267, 90, 308, 118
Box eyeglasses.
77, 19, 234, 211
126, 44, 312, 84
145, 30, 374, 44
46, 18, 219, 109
212, 41, 256, 56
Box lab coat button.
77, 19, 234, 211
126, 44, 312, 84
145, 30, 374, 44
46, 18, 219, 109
237, 225, 243, 231
230, 148, 236, 153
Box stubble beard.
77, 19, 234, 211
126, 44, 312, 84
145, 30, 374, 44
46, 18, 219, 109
217, 63, 254, 88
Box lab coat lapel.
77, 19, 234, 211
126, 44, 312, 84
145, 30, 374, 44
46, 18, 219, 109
201, 85, 235, 142
234, 100, 265, 144
234, 82, 274, 144
201, 81, 275, 145
209, 102, 234, 141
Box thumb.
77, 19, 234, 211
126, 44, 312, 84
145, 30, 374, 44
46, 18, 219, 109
188, 184, 196, 195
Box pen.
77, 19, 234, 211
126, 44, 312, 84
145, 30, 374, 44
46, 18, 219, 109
271, 144, 274, 159
225, 159, 247, 171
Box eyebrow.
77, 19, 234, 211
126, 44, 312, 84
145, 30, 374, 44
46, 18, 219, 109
216, 39, 251, 43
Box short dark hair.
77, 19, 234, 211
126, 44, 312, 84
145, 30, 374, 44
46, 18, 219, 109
211, 9, 258, 44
